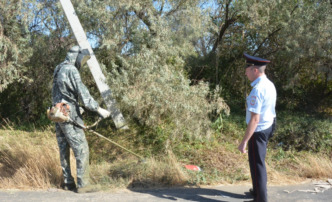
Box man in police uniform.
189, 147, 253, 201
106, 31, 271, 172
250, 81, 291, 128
52, 45, 111, 193
238, 53, 277, 202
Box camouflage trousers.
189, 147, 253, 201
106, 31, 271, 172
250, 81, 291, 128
55, 122, 90, 188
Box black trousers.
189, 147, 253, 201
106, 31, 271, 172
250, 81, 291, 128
248, 119, 276, 202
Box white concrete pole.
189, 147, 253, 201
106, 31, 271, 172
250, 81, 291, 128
59, 0, 128, 129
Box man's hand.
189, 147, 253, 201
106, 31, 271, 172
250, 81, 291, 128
97, 107, 111, 119
238, 141, 248, 153
238, 112, 259, 153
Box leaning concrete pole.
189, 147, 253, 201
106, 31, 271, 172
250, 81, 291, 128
59, 0, 128, 129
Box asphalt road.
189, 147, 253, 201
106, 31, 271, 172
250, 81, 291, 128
0, 182, 331, 202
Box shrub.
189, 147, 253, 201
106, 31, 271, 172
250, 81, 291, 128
272, 112, 332, 152
107, 46, 229, 140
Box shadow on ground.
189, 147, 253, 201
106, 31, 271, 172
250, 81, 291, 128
129, 184, 253, 202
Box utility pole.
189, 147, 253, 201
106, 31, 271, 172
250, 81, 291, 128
59, 0, 128, 129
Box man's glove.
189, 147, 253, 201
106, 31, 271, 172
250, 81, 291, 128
97, 107, 111, 119
79, 107, 85, 115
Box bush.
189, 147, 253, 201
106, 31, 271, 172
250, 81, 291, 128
106, 46, 229, 140
271, 112, 332, 152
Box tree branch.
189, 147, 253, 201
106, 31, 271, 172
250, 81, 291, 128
211, 18, 237, 53
211, 1, 237, 53
158, 0, 165, 15
165, 0, 185, 17
253, 27, 282, 55
253, 4, 299, 55
133, 8, 157, 36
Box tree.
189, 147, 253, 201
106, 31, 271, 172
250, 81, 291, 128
74, 0, 229, 139
0, 0, 32, 92
1, 0, 330, 132
187, 0, 332, 111
1, 1, 230, 140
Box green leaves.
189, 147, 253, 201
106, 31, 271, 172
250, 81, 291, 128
0, 1, 32, 92
271, 112, 332, 152
0, 0, 330, 138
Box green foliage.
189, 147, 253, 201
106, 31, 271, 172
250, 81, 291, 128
1, 0, 332, 191
187, 0, 332, 112
74, 1, 230, 139
218, 112, 246, 141
107, 46, 229, 139
0, 0, 76, 121
271, 147, 292, 162
0, 0, 331, 151
271, 112, 332, 152
0, 0, 32, 92
217, 110, 331, 154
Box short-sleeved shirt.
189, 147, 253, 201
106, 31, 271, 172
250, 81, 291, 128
246, 75, 276, 132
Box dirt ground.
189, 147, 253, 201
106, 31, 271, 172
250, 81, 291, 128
0, 180, 331, 202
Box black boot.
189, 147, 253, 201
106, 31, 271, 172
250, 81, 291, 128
249, 188, 256, 196
61, 182, 77, 191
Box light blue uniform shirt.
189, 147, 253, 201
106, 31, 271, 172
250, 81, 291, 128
246, 75, 276, 132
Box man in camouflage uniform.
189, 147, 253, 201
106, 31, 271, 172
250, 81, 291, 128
52, 46, 110, 192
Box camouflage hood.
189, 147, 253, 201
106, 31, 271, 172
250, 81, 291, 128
65, 45, 80, 64
65, 45, 91, 70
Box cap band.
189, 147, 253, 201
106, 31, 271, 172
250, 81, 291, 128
244, 52, 270, 68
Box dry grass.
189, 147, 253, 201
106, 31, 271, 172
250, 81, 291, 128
0, 127, 189, 189
197, 146, 250, 184
296, 154, 332, 179
188, 144, 332, 186
90, 151, 189, 189
267, 164, 303, 185
266, 150, 332, 185
0, 129, 63, 189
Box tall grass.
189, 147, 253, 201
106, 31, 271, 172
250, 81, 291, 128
90, 151, 188, 189
0, 128, 63, 189
299, 155, 332, 179
267, 149, 332, 184
0, 123, 331, 190
0, 127, 189, 189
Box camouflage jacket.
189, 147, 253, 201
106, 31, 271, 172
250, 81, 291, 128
52, 60, 99, 122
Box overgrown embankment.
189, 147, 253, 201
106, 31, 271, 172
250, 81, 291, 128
0, 112, 331, 190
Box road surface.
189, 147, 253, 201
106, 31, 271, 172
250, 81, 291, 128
0, 182, 331, 202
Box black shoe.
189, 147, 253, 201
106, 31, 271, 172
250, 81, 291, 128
62, 182, 77, 191
249, 188, 256, 196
